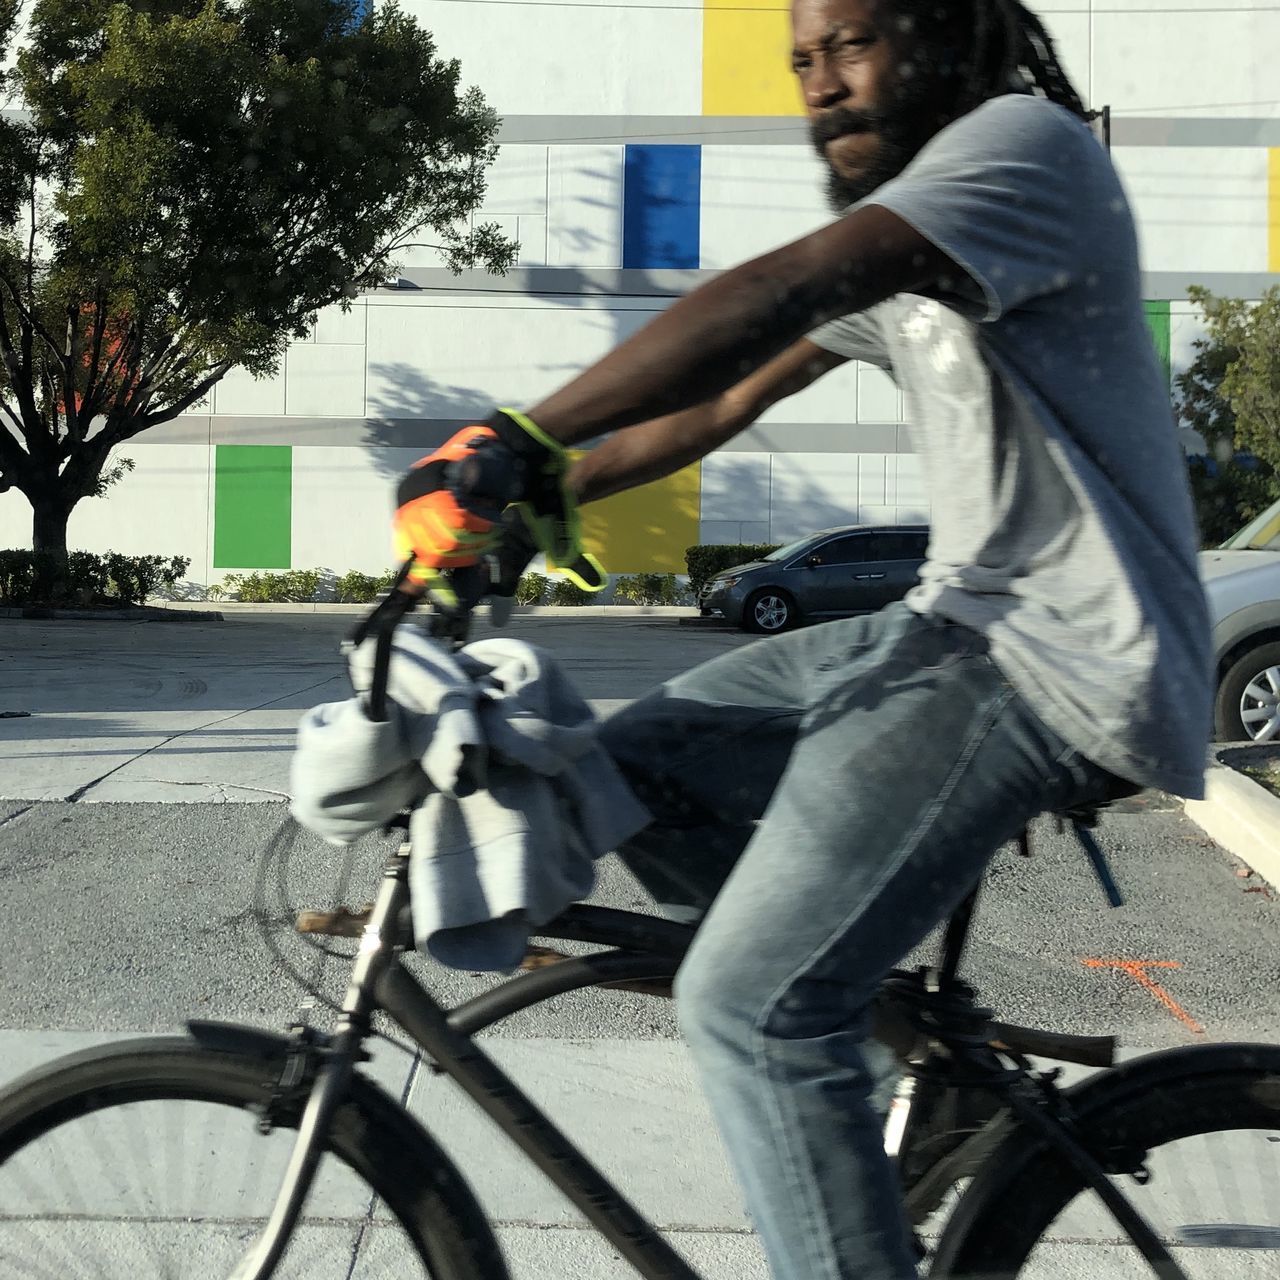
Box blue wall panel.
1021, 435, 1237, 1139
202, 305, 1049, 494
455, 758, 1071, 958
622, 145, 701, 270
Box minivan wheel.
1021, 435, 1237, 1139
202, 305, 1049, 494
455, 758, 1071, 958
744, 589, 797, 634
1214, 641, 1280, 742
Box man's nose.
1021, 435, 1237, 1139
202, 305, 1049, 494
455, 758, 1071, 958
805, 58, 850, 110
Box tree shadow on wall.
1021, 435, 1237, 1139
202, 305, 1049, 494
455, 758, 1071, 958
359, 360, 493, 479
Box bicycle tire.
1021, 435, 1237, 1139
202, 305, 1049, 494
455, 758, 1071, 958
0, 1035, 506, 1280
932, 1043, 1280, 1278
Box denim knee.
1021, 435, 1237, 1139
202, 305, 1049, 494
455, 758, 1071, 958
674, 934, 766, 1055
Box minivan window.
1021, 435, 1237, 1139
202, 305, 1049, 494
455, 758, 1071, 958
807, 535, 871, 566
1219, 497, 1280, 552
764, 535, 818, 562
874, 532, 927, 560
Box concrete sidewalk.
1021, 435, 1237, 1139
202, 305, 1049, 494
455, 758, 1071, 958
0, 613, 740, 803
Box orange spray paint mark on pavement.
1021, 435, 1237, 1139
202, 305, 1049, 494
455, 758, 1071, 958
1082, 959, 1205, 1036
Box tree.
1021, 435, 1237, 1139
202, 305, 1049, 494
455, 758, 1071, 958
0, 0, 514, 562
1175, 285, 1280, 547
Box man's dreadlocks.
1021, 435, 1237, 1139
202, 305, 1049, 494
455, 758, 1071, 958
908, 0, 1090, 122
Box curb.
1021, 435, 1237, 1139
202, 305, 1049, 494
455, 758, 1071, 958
0, 605, 224, 622
1182, 744, 1280, 891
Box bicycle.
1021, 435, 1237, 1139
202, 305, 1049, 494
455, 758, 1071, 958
1, 580, 1277, 1279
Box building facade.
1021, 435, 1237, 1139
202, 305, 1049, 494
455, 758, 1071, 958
2, 0, 1278, 587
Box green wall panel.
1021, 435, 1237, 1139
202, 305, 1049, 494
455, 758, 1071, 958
1144, 300, 1171, 387
213, 445, 292, 568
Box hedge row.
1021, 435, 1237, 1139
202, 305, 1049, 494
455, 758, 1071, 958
0, 543, 777, 608
0, 550, 190, 607
205, 569, 694, 606
684, 544, 780, 599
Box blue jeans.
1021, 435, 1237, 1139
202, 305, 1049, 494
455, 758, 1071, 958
600, 602, 1120, 1280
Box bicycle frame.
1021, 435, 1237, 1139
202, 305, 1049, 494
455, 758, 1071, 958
228, 846, 1192, 1280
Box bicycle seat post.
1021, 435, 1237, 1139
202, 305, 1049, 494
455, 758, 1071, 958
935, 880, 982, 991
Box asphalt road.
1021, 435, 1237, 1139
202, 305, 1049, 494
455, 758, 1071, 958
1, 613, 1277, 1280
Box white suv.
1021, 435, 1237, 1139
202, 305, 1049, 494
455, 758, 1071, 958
1200, 496, 1280, 741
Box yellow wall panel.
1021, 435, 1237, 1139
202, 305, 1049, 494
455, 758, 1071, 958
1270, 148, 1280, 272
703, 2, 804, 117
573, 455, 702, 575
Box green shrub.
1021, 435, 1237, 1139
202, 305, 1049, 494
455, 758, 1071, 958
0, 549, 189, 606
106, 553, 190, 605
218, 569, 321, 602
685, 544, 780, 600
547, 577, 593, 606
613, 573, 690, 605
335, 568, 399, 603
515, 572, 549, 605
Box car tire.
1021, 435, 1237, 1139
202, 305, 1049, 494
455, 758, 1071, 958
1214, 640, 1280, 742
743, 588, 797, 634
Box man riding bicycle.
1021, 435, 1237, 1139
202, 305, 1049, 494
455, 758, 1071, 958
391, 1, 1213, 1277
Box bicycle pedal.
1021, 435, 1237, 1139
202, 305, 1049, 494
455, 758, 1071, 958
295, 905, 374, 937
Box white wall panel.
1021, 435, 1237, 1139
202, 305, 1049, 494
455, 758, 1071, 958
1093, 9, 1280, 117
756, 354, 862, 426
856, 365, 900, 422
64, 445, 212, 581
364, 298, 659, 417
404, 2, 701, 116
768, 454, 861, 542
1114, 148, 1270, 274
291, 446, 426, 575
699, 519, 750, 546
285, 344, 366, 418
547, 145, 624, 268
478, 146, 550, 216
893, 454, 929, 523
858, 454, 888, 507
698, 146, 830, 269
516, 214, 549, 267
313, 300, 367, 345
700, 452, 772, 522
213, 363, 286, 416
0, 490, 31, 548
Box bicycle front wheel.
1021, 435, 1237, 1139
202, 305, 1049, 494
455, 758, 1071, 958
934, 1044, 1280, 1279
0, 1036, 503, 1280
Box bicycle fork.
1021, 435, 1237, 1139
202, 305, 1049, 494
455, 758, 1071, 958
227, 854, 408, 1280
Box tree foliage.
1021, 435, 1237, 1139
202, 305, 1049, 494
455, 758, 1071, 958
1176, 285, 1280, 547
0, 0, 514, 553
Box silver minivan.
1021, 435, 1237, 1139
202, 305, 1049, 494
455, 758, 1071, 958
1200, 496, 1280, 741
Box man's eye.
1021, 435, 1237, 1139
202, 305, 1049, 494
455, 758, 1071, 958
792, 57, 812, 72
843, 37, 873, 50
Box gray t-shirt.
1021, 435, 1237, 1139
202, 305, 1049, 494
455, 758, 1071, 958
811, 93, 1211, 799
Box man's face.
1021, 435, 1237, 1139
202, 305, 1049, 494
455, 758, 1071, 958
791, 0, 954, 211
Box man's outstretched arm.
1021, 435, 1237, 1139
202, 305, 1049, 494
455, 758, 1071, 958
530, 204, 952, 445
569, 338, 848, 504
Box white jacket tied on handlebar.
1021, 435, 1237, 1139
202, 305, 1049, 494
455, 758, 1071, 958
289, 627, 651, 971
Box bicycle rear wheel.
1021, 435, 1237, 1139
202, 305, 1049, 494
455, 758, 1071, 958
0, 1037, 503, 1280
933, 1044, 1280, 1278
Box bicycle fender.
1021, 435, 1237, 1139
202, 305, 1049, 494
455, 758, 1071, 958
187, 1020, 304, 1061
929, 1042, 1280, 1276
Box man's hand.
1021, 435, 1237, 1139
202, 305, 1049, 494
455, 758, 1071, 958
392, 408, 605, 608
393, 421, 513, 589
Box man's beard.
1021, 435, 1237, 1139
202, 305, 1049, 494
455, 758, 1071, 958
811, 103, 933, 213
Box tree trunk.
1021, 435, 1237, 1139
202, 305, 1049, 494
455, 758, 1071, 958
30, 493, 72, 602
31, 495, 70, 556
